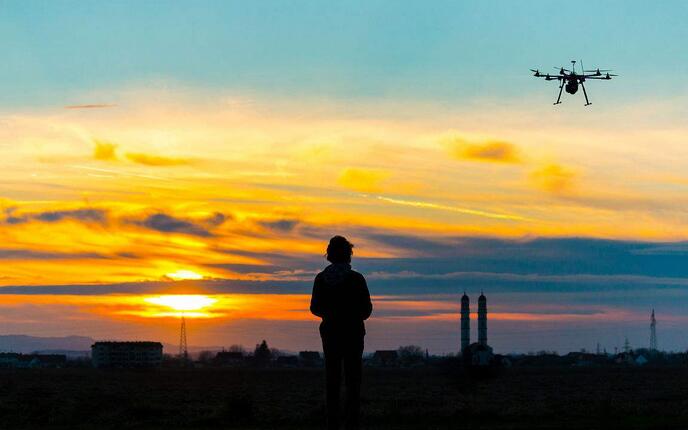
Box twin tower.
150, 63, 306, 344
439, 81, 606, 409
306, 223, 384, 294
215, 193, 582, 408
460, 292, 487, 351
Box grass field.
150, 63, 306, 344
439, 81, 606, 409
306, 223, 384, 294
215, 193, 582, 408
1, 366, 688, 429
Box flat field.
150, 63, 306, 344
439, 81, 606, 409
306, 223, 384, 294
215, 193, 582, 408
1, 366, 687, 429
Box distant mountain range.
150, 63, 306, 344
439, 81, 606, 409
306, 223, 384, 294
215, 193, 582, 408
0, 335, 94, 354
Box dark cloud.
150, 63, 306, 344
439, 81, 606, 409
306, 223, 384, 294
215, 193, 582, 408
216, 232, 688, 292
0, 249, 106, 260
213, 249, 322, 273
5, 215, 26, 225
208, 263, 285, 274
3, 208, 107, 225
357, 234, 688, 278
133, 213, 212, 237
258, 219, 300, 232
206, 212, 229, 226
35, 209, 106, 223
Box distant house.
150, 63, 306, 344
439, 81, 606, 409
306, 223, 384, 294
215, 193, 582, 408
635, 355, 649, 366
371, 350, 399, 367
0, 353, 66, 369
298, 351, 322, 367
91, 342, 163, 368
276, 356, 299, 367
214, 351, 245, 367
565, 352, 609, 367
0, 353, 21, 368
33, 354, 67, 368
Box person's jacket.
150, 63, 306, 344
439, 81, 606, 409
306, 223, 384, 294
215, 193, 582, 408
310, 263, 372, 337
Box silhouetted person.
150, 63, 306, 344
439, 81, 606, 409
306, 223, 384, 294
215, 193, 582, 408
310, 236, 372, 430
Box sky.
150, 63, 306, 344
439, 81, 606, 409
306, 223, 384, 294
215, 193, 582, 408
2, 1, 688, 354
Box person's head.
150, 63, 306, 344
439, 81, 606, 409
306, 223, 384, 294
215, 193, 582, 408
326, 235, 354, 264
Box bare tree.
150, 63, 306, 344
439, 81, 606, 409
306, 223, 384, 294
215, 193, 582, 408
398, 345, 424, 367
228, 344, 246, 354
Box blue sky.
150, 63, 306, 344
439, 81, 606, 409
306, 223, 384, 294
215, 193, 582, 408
2, 0, 687, 107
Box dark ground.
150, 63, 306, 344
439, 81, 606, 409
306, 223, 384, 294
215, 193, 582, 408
1, 366, 688, 429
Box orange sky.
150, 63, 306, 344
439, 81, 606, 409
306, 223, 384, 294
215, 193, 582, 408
2, 92, 688, 353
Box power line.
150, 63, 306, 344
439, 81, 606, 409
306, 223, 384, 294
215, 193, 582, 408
179, 314, 188, 361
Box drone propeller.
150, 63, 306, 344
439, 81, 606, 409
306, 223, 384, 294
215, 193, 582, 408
584, 69, 612, 73
530, 68, 541, 76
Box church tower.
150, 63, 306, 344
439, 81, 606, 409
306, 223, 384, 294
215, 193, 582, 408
461, 292, 470, 351
478, 292, 487, 346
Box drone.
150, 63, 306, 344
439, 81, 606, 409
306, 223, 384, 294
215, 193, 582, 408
531, 60, 617, 106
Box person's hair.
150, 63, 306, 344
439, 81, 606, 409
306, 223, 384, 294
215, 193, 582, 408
326, 235, 354, 264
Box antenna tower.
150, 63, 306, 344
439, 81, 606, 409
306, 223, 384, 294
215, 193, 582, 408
179, 314, 189, 360
650, 309, 657, 351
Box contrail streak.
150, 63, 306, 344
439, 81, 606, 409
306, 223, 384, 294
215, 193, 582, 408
376, 196, 531, 221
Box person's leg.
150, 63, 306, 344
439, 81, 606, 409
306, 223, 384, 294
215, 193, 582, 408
343, 336, 364, 430
323, 338, 343, 430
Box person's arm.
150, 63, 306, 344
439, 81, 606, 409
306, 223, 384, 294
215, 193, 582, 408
310, 274, 326, 318
359, 275, 373, 321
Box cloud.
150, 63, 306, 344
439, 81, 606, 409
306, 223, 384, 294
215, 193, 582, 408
447, 138, 521, 163
0, 248, 106, 260
93, 140, 191, 167
206, 212, 229, 226
64, 104, 116, 109
131, 213, 220, 237
529, 163, 577, 194
35, 209, 106, 223
337, 167, 390, 192
125, 153, 191, 166
4, 208, 107, 225
258, 219, 300, 232
93, 140, 118, 161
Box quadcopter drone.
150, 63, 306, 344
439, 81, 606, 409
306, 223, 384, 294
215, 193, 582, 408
531, 60, 617, 106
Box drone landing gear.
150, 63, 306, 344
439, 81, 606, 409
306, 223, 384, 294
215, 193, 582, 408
554, 80, 564, 105
580, 80, 592, 106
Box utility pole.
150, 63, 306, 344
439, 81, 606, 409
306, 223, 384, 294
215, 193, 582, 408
650, 309, 657, 351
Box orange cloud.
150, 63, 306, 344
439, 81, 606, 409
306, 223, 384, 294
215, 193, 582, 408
93, 139, 118, 161
530, 163, 577, 194
125, 153, 191, 166
447, 138, 521, 163
338, 167, 390, 192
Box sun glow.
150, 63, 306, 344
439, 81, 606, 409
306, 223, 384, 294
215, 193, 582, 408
165, 270, 204, 281
144, 295, 217, 312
